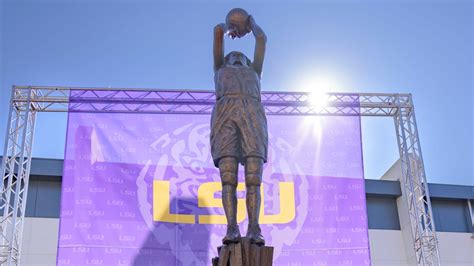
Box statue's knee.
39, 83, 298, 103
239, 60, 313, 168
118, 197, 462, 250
222, 173, 238, 187
245, 174, 262, 187
219, 157, 238, 187
244, 157, 263, 187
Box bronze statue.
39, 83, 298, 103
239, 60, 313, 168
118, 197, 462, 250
210, 8, 268, 246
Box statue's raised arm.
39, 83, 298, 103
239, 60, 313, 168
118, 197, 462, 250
213, 22, 241, 72
213, 23, 227, 73
248, 15, 266, 78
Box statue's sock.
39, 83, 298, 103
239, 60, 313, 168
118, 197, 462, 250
246, 185, 261, 226
222, 184, 238, 226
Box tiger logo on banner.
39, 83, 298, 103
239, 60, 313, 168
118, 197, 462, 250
135, 122, 308, 265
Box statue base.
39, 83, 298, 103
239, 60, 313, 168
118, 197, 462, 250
211, 237, 274, 266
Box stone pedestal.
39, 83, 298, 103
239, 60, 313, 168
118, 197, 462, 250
211, 237, 274, 266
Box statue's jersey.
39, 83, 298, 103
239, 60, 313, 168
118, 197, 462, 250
210, 65, 268, 167
214, 65, 261, 100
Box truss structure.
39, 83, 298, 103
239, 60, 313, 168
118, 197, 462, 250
0, 86, 440, 265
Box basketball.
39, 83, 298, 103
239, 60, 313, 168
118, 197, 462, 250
225, 8, 250, 37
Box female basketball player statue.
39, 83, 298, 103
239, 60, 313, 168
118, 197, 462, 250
210, 8, 268, 246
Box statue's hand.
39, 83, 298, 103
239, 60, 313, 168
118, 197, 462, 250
226, 18, 251, 39
247, 15, 255, 32
216, 23, 228, 33
216, 23, 238, 39
226, 24, 240, 39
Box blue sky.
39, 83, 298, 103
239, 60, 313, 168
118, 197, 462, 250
1, 0, 472, 185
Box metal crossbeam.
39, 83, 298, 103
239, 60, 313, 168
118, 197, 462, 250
0, 85, 440, 265
12, 86, 410, 116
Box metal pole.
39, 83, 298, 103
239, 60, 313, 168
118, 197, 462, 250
7, 86, 35, 265
407, 97, 440, 263
394, 97, 425, 265
393, 94, 440, 265
467, 199, 474, 238
0, 87, 36, 265
0, 87, 23, 263
12, 105, 37, 266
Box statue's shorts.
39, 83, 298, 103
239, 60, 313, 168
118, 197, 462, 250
210, 95, 268, 167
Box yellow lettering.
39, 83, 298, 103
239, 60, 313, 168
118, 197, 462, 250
198, 182, 246, 224
153, 181, 295, 225
153, 181, 195, 224
259, 182, 295, 224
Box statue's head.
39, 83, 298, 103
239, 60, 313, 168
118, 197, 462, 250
225, 51, 251, 67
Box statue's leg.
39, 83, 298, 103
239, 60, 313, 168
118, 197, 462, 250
244, 156, 265, 245
218, 156, 241, 244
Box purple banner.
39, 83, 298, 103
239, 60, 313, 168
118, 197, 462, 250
57, 95, 370, 265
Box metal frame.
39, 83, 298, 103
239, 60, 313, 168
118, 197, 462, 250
468, 199, 474, 238
0, 85, 440, 265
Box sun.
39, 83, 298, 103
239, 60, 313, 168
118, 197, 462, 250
298, 76, 340, 107
308, 90, 328, 107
